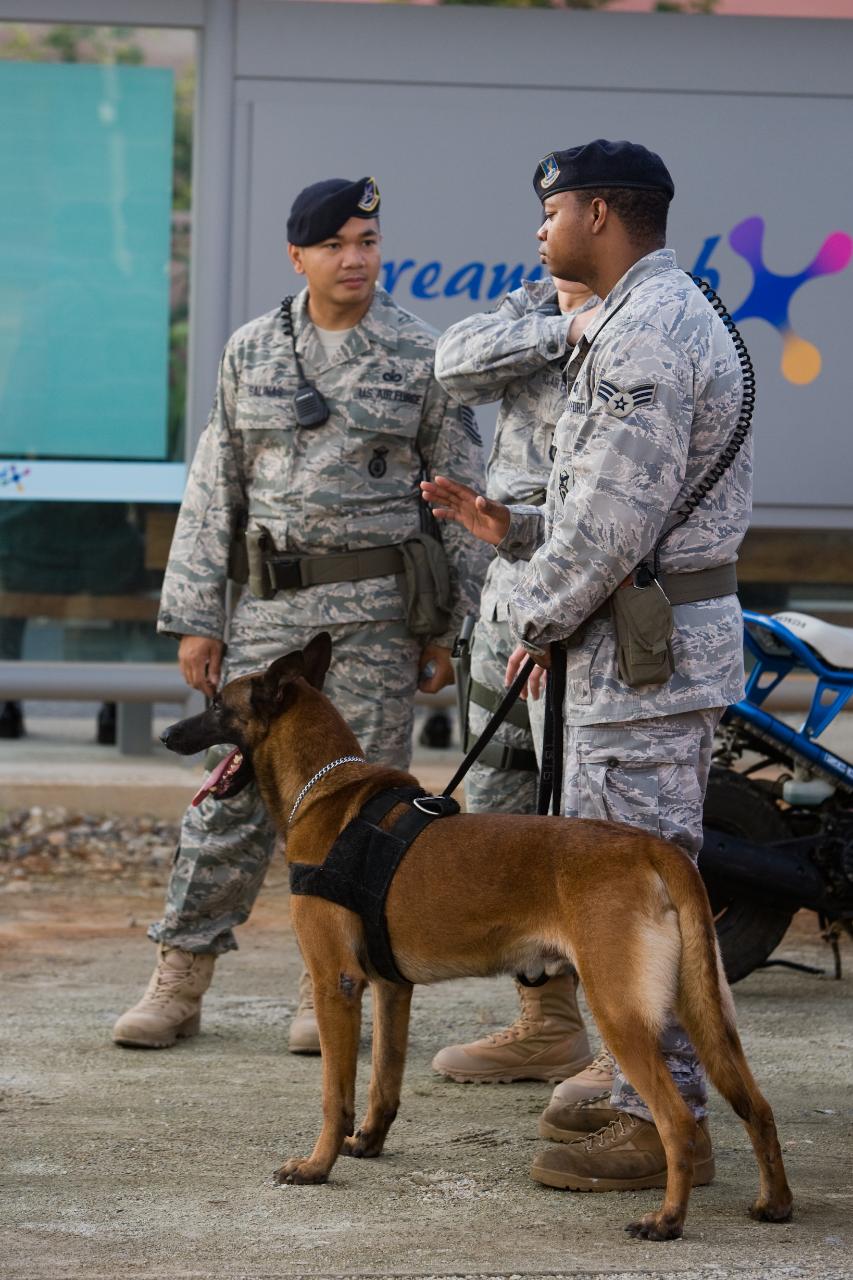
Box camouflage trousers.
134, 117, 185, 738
464, 617, 541, 814
560, 708, 723, 1122
148, 618, 422, 956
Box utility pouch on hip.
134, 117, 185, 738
246, 525, 276, 601
228, 508, 249, 585
610, 572, 674, 688
399, 531, 452, 638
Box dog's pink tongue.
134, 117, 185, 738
191, 747, 240, 808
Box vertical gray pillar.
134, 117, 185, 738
186, 0, 236, 459
117, 703, 154, 756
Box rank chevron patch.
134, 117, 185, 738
596, 378, 657, 418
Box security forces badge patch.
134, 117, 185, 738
596, 378, 656, 418
358, 178, 380, 214
539, 154, 560, 190
368, 446, 389, 478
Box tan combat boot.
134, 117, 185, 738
530, 1112, 715, 1191
538, 1045, 617, 1139
288, 969, 321, 1055
431, 974, 592, 1083
112, 945, 215, 1048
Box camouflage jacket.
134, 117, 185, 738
501, 250, 752, 725
435, 282, 597, 623
158, 286, 487, 650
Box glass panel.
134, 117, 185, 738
0, 24, 194, 677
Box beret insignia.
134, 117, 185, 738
539, 154, 560, 190
357, 177, 380, 214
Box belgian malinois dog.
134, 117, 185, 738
161, 634, 792, 1241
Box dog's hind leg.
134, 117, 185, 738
610, 1022, 699, 1241
343, 979, 413, 1160
676, 962, 793, 1224
578, 970, 699, 1242
274, 968, 366, 1186
655, 845, 792, 1223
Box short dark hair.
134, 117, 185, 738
577, 187, 669, 247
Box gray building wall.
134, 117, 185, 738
230, 3, 853, 529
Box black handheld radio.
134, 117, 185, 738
280, 296, 330, 428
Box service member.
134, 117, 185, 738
422, 139, 751, 1192
430, 276, 606, 1087
113, 177, 486, 1053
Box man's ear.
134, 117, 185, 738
287, 242, 306, 277
250, 650, 304, 717
302, 632, 333, 691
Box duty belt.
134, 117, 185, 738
654, 563, 738, 605
265, 545, 405, 593
588, 562, 739, 624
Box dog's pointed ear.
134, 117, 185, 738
302, 632, 333, 691
250, 650, 303, 718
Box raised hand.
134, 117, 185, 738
420, 474, 511, 547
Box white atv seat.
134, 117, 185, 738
773, 611, 853, 671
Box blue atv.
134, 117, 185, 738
700, 609, 853, 982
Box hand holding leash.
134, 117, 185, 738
178, 635, 223, 697
506, 642, 549, 700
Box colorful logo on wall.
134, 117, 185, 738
0, 463, 30, 492
383, 215, 853, 389
727, 217, 853, 385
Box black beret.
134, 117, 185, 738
533, 139, 674, 203
286, 176, 381, 247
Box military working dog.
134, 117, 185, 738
161, 634, 792, 1242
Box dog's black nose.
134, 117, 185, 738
160, 726, 173, 747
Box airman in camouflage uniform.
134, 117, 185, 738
428, 280, 605, 1087
435, 279, 599, 813
113, 177, 486, 1054
422, 140, 751, 1192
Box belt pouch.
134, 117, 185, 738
246, 525, 277, 600
610, 576, 674, 687
399, 532, 452, 638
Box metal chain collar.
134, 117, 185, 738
288, 756, 365, 824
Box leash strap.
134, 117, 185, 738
441, 656, 536, 798
537, 645, 567, 816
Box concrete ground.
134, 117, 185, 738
1, 705, 852, 1280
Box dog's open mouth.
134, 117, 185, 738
191, 747, 252, 807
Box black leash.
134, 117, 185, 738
441, 656, 536, 799
536, 644, 567, 817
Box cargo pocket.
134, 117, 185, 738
575, 725, 701, 849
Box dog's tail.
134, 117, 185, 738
653, 847, 756, 1105
655, 845, 791, 1215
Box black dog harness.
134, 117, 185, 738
289, 787, 460, 984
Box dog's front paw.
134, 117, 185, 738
749, 1196, 793, 1223
625, 1211, 683, 1242
342, 1129, 383, 1159
273, 1157, 328, 1186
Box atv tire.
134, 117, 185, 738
702, 766, 795, 983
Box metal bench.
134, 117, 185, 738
0, 661, 198, 756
